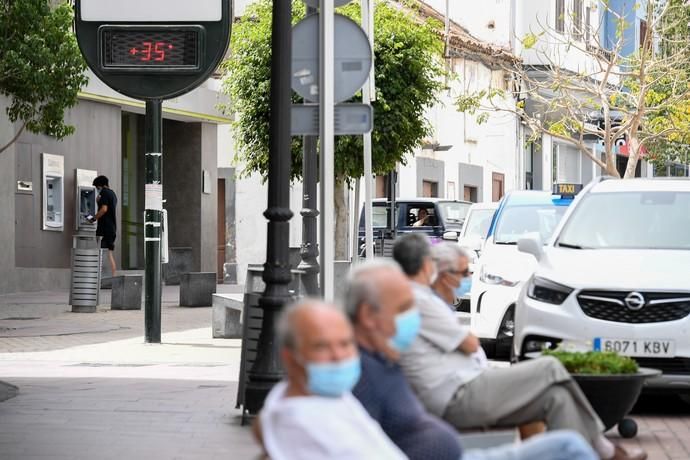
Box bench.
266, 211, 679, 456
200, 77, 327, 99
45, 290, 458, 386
111, 275, 143, 310
179, 272, 216, 307
212, 293, 244, 338
458, 428, 518, 450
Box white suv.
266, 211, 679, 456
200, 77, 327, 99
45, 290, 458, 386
514, 177, 690, 394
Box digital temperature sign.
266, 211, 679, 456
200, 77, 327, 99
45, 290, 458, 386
101, 27, 201, 71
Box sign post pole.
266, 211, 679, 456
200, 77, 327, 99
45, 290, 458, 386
74, 0, 231, 343
144, 100, 163, 344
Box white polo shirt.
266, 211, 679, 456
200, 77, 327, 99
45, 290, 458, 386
261, 381, 407, 460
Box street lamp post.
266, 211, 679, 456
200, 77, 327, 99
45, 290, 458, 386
298, 5, 320, 296
244, 0, 293, 414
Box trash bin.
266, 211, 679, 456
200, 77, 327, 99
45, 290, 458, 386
70, 235, 102, 313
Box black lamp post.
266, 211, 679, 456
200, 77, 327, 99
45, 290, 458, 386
298, 5, 320, 296
244, 0, 293, 414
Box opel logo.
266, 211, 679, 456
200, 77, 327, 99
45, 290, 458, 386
624, 292, 646, 311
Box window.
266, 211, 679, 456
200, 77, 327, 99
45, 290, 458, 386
375, 176, 387, 198
422, 180, 439, 198
553, 143, 582, 184
585, 6, 592, 43
525, 145, 534, 190
573, 0, 584, 40
555, 0, 565, 33
639, 19, 648, 51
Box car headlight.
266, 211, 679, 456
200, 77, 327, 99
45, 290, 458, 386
479, 266, 519, 287
526, 276, 573, 305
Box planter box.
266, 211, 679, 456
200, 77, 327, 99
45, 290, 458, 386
573, 367, 660, 433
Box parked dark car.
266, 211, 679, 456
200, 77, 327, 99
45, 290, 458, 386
358, 198, 472, 256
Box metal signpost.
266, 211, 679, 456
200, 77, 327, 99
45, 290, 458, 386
74, 0, 231, 343
290, 1, 373, 300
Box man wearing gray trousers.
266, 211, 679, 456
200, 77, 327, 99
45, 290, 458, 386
392, 234, 646, 460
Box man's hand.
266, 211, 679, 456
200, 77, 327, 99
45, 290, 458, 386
459, 333, 480, 354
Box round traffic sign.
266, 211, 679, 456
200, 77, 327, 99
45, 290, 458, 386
291, 14, 372, 103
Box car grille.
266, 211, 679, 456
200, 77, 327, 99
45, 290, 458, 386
577, 290, 690, 324
634, 358, 690, 375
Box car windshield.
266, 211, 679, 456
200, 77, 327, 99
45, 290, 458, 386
463, 209, 495, 239
359, 205, 390, 228
557, 191, 690, 250
437, 202, 471, 225
494, 204, 568, 244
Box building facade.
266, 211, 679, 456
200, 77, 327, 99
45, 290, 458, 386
0, 72, 230, 294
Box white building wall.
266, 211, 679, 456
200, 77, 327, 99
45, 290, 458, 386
217, 126, 304, 286
394, 56, 520, 204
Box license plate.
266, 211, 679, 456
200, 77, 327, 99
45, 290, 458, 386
593, 338, 675, 357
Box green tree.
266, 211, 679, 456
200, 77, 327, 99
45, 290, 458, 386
221, 0, 444, 255
0, 0, 88, 154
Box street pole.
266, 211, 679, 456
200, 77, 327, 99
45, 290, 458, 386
298, 5, 320, 296
320, 0, 335, 301
144, 99, 163, 344
361, 0, 375, 259
244, 0, 293, 414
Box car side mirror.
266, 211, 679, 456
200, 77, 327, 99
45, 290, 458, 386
517, 233, 543, 261
442, 231, 458, 241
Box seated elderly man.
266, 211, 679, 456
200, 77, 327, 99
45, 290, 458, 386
255, 299, 406, 459
392, 234, 646, 460
346, 259, 597, 460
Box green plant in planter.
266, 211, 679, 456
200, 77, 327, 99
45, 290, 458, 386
543, 350, 639, 375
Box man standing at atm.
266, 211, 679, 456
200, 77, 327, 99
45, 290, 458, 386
90, 175, 118, 277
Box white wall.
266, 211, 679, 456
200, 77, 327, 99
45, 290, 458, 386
217, 126, 304, 286
421, 0, 512, 48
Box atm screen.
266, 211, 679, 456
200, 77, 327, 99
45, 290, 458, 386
102, 28, 200, 69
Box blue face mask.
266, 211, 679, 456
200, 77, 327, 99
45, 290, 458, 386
455, 276, 472, 297
389, 308, 421, 352
305, 356, 362, 397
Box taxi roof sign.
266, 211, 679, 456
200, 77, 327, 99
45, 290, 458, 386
553, 183, 583, 197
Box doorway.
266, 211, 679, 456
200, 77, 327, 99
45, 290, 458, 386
217, 178, 226, 284
492, 172, 505, 201
463, 186, 478, 203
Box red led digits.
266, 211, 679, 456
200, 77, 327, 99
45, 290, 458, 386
135, 41, 173, 62
141, 42, 153, 61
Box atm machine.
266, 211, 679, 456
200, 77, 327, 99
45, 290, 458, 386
75, 169, 98, 233
42, 153, 65, 231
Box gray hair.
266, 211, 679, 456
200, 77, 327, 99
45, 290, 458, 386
343, 259, 403, 323
431, 243, 472, 273
276, 298, 341, 350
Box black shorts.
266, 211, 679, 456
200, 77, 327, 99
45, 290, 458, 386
100, 234, 116, 251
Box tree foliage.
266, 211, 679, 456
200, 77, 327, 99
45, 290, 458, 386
0, 0, 88, 154
220, 0, 445, 182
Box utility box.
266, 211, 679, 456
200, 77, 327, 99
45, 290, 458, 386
70, 235, 102, 313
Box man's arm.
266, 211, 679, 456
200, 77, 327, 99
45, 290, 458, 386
458, 333, 480, 354
93, 204, 108, 221
417, 294, 478, 355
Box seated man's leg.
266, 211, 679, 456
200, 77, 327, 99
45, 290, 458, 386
463, 431, 597, 460
443, 357, 603, 444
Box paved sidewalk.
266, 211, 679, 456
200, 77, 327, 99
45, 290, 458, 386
1, 288, 690, 459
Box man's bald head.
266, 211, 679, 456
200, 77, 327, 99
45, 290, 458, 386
278, 299, 357, 388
